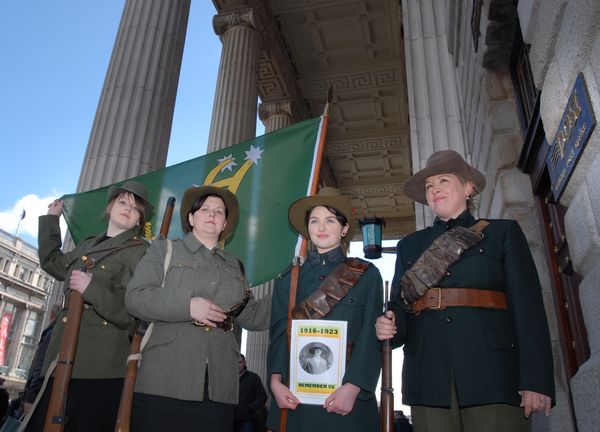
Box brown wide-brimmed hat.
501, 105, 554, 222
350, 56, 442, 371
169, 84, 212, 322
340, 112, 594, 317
107, 180, 154, 217
180, 185, 239, 240
288, 187, 354, 240
403, 150, 486, 205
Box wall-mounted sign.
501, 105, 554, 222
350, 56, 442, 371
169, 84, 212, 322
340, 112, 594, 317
546, 73, 596, 201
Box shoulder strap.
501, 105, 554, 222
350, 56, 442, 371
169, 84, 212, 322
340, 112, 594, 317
291, 258, 369, 320
401, 220, 489, 303
138, 240, 172, 354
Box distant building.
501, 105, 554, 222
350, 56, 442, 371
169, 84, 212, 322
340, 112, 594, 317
0, 228, 54, 398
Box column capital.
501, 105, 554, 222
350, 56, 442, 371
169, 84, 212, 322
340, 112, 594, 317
258, 100, 293, 122
213, 8, 263, 38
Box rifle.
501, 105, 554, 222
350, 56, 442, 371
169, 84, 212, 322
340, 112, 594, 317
380, 281, 394, 432
114, 196, 176, 432
43, 290, 84, 431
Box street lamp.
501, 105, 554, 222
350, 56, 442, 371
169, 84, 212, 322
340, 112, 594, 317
359, 216, 396, 259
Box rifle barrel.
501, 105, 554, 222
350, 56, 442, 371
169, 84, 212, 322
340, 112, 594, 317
380, 281, 394, 432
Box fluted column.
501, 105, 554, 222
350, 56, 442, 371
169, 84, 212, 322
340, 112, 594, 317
44, 0, 191, 318
208, 9, 263, 152
77, 0, 190, 191
402, 0, 466, 228
245, 101, 294, 381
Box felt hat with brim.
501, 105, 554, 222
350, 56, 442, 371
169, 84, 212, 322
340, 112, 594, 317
107, 180, 153, 217
180, 185, 239, 241
288, 187, 354, 240
403, 150, 486, 205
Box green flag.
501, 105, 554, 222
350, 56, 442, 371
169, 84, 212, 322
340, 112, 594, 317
61, 117, 324, 286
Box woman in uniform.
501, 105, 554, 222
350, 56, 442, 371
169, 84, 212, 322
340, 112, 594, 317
376, 150, 555, 432
267, 187, 383, 431
125, 185, 270, 432
29, 180, 153, 432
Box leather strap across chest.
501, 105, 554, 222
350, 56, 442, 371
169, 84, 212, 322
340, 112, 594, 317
291, 258, 369, 320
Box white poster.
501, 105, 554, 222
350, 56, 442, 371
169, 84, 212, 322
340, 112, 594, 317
289, 319, 347, 405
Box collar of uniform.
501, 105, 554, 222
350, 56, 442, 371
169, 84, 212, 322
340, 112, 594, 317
306, 246, 346, 266
182, 232, 225, 259
433, 210, 476, 229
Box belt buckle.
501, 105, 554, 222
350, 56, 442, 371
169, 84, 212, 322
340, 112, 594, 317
428, 288, 443, 310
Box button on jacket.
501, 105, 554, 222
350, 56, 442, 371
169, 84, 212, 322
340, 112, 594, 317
125, 233, 271, 404
38, 214, 149, 379
389, 211, 555, 408
267, 247, 383, 431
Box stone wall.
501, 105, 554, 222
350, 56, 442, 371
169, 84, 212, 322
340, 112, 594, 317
519, 0, 600, 431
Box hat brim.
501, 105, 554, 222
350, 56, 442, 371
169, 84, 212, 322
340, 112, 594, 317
180, 186, 239, 241
107, 182, 154, 217
288, 195, 354, 240
403, 159, 486, 205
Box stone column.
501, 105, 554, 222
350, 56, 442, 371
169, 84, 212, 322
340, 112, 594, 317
402, 0, 466, 228
46, 0, 191, 320
244, 101, 293, 381
208, 9, 263, 152
77, 0, 191, 191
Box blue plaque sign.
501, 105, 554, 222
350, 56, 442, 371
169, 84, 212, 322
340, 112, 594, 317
546, 73, 596, 201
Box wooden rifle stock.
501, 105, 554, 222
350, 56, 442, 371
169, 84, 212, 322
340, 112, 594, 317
380, 281, 394, 432
43, 290, 84, 431
114, 196, 176, 432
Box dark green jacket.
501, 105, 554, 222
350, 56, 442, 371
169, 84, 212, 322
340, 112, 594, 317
38, 214, 148, 379
389, 211, 555, 408
267, 247, 383, 432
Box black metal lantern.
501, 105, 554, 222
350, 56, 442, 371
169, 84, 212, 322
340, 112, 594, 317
360, 216, 397, 259
360, 216, 385, 259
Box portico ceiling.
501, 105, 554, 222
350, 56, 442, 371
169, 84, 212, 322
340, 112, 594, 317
213, 0, 415, 240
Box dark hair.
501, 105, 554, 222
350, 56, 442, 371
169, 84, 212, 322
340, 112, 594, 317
186, 193, 229, 231
304, 205, 348, 229
106, 192, 147, 231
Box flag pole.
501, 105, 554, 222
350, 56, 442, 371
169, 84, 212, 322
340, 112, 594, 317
14, 208, 25, 240
280, 87, 333, 432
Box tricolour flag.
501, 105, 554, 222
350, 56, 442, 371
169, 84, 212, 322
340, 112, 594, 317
61, 117, 324, 286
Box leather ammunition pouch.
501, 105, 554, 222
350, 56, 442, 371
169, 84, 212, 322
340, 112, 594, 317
291, 258, 369, 320
401, 220, 489, 304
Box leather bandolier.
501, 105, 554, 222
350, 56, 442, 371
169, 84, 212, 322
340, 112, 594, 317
401, 220, 490, 306
291, 258, 370, 320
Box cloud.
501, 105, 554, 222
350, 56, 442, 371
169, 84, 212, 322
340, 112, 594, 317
0, 192, 67, 245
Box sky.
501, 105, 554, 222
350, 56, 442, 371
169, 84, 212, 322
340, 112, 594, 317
0, 1, 408, 412
0, 1, 226, 246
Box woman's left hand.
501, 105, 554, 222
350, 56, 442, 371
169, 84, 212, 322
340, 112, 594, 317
323, 383, 361, 415
69, 270, 92, 294
519, 390, 552, 417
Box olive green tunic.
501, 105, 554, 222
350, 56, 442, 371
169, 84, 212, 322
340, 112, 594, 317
125, 233, 271, 404
38, 214, 149, 379
389, 211, 555, 408
267, 247, 383, 432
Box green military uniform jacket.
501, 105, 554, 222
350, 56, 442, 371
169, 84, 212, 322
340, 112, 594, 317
266, 247, 383, 432
125, 233, 271, 404
38, 214, 148, 379
389, 211, 555, 408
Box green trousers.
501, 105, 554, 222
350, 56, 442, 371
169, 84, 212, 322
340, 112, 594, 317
411, 381, 531, 432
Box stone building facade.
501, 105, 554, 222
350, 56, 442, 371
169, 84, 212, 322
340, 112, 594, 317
0, 229, 53, 398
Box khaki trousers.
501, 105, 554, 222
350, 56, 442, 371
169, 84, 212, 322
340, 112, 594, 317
411, 381, 531, 432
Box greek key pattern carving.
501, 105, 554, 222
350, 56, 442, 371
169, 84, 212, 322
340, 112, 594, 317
326, 136, 404, 153
340, 184, 404, 196
302, 69, 399, 97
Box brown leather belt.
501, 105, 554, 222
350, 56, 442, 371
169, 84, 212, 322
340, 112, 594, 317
412, 288, 507, 314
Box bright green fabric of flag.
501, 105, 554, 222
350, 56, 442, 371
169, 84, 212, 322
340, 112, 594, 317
61, 117, 322, 286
